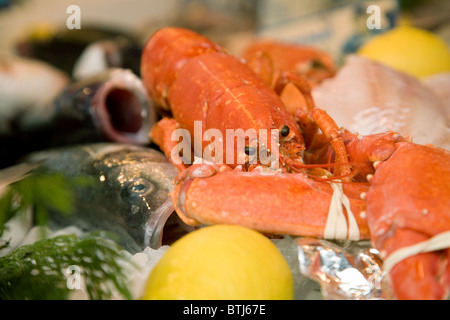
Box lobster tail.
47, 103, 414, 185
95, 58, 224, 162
141, 27, 225, 109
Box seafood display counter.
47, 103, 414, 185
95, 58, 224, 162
0, 0, 449, 301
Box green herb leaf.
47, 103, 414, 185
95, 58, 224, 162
0, 233, 136, 300
0, 171, 94, 241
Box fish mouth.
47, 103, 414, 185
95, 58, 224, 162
105, 88, 144, 133
143, 197, 175, 249
93, 69, 155, 145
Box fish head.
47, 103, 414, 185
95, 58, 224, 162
92, 145, 178, 250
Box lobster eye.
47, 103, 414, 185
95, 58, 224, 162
125, 178, 155, 195
280, 125, 290, 137
244, 146, 256, 156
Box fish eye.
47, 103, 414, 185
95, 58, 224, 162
125, 178, 155, 195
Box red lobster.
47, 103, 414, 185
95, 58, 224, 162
141, 27, 450, 300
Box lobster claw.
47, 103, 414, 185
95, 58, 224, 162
365, 142, 450, 300
171, 163, 234, 226
171, 165, 371, 240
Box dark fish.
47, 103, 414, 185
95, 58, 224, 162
0, 66, 156, 169
24, 143, 180, 253
51, 68, 155, 146
16, 25, 142, 77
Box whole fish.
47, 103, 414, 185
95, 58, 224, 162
24, 143, 179, 253
51, 68, 155, 146
312, 55, 450, 150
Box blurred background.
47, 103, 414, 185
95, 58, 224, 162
0, 0, 449, 62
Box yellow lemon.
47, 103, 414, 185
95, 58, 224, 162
142, 224, 294, 300
357, 25, 450, 78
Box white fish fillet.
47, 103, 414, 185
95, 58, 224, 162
423, 72, 450, 121
312, 55, 450, 150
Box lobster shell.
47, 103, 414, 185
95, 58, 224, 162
172, 165, 370, 239
142, 27, 305, 169
141, 27, 224, 109
366, 142, 450, 299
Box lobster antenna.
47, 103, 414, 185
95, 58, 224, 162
287, 160, 371, 183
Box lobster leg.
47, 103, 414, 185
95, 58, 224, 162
243, 50, 316, 141
261, 67, 353, 181
150, 117, 191, 171
309, 109, 353, 182
273, 70, 316, 120
304, 130, 408, 182
241, 40, 336, 87
244, 50, 274, 88
171, 163, 371, 240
